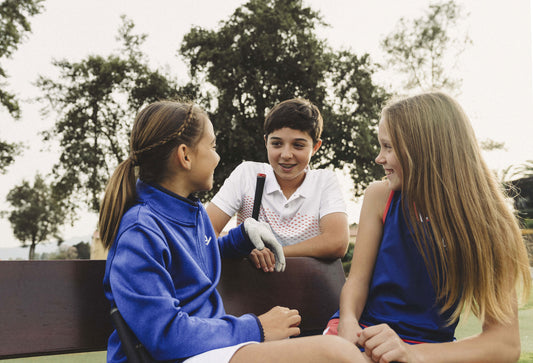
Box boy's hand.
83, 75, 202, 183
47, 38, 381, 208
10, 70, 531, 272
243, 218, 286, 272
249, 248, 276, 272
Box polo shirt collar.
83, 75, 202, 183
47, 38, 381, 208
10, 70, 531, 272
263, 165, 313, 199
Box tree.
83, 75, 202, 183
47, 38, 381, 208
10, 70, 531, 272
380, 0, 471, 94
36, 17, 184, 213
0, 0, 44, 117
318, 51, 387, 196
180, 0, 387, 197
0, 0, 44, 173
4, 174, 66, 260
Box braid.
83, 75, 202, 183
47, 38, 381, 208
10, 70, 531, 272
132, 103, 195, 159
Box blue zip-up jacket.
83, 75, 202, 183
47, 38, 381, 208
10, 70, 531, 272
104, 180, 262, 362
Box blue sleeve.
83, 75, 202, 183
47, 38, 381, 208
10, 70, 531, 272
217, 223, 255, 258
106, 225, 262, 361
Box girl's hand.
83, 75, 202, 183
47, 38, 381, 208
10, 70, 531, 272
258, 306, 301, 341
337, 318, 363, 345
357, 324, 418, 363
249, 248, 276, 272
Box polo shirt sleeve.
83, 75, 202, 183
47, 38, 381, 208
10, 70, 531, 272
318, 170, 347, 219
210, 162, 249, 218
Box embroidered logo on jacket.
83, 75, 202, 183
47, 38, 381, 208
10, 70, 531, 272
204, 236, 212, 246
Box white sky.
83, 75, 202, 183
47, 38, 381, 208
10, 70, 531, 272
0, 0, 532, 249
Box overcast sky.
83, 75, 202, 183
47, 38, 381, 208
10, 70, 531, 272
0, 0, 531, 249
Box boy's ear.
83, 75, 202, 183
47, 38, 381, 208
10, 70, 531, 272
175, 144, 192, 170
312, 139, 322, 155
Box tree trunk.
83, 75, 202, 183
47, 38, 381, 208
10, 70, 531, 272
29, 242, 36, 260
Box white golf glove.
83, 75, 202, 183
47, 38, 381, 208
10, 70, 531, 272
243, 218, 286, 272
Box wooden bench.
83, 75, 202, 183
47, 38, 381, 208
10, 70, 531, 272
0, 257, 345, 359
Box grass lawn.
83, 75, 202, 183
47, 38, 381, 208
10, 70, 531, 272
455, 289, 533, 362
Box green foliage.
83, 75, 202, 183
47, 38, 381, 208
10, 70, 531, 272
180, 0, 387, 198
0, 0, 44, 173
36, 241, 91, 260
318, 51, 386, 196
4, 173, 67, 260
36, 17, 183, 213
523, 219, 533, 229
73, 241, 91, 259
341, 242, 355, 276
479, 138, 506, 152
380, 0, 471, 94
0, 139, 22, 174
517, 160, 533, 178
0, 0, 44, 118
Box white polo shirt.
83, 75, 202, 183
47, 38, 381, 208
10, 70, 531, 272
210, 161, 346, 246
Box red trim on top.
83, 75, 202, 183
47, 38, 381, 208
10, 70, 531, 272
382, 190, 395, 224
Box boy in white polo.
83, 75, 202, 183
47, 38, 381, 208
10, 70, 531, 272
207, 98, 349, 272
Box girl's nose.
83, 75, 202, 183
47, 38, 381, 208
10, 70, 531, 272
375, 152, 384, 164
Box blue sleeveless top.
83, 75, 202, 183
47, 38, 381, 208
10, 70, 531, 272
333, 191, 457, 343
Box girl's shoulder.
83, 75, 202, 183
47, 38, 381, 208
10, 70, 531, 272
364, 180, 394, 219
365, 180, 393, 197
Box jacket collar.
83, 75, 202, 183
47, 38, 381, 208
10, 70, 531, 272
136, 179, 199, 224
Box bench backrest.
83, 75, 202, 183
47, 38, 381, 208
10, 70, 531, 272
0, 257, 345, 358
0, 260, 111, 358
219, 257, 345, 335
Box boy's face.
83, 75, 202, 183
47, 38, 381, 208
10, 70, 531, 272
265, 127, 321, 188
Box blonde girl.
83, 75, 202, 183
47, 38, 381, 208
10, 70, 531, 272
100, 100, 361, 363
326, 92, 531, 363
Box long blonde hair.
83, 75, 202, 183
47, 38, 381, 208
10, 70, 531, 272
98, 101, 205, 249
382, 91, 531, 324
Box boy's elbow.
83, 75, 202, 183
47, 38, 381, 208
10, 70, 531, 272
328, 238, 349, 259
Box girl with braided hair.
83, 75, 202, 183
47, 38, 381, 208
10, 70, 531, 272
100, 100, 362, 363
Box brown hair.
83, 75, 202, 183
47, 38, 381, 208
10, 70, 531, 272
382, 91, 531, 324
264, 98, 323, 144
98, 101, 206, 249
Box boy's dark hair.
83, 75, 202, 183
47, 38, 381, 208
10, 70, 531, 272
264, 98, 323, 144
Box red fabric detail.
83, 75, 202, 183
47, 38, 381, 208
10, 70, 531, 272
382, 190, 395, 224
324, 318, 339, 335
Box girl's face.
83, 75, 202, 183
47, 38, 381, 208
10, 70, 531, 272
376, 118, 403, 190
265, 127, 321, 187
188, 117, 220, 193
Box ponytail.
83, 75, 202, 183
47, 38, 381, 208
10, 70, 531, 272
98, 100, 205, 250
98, 158, 137, 249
